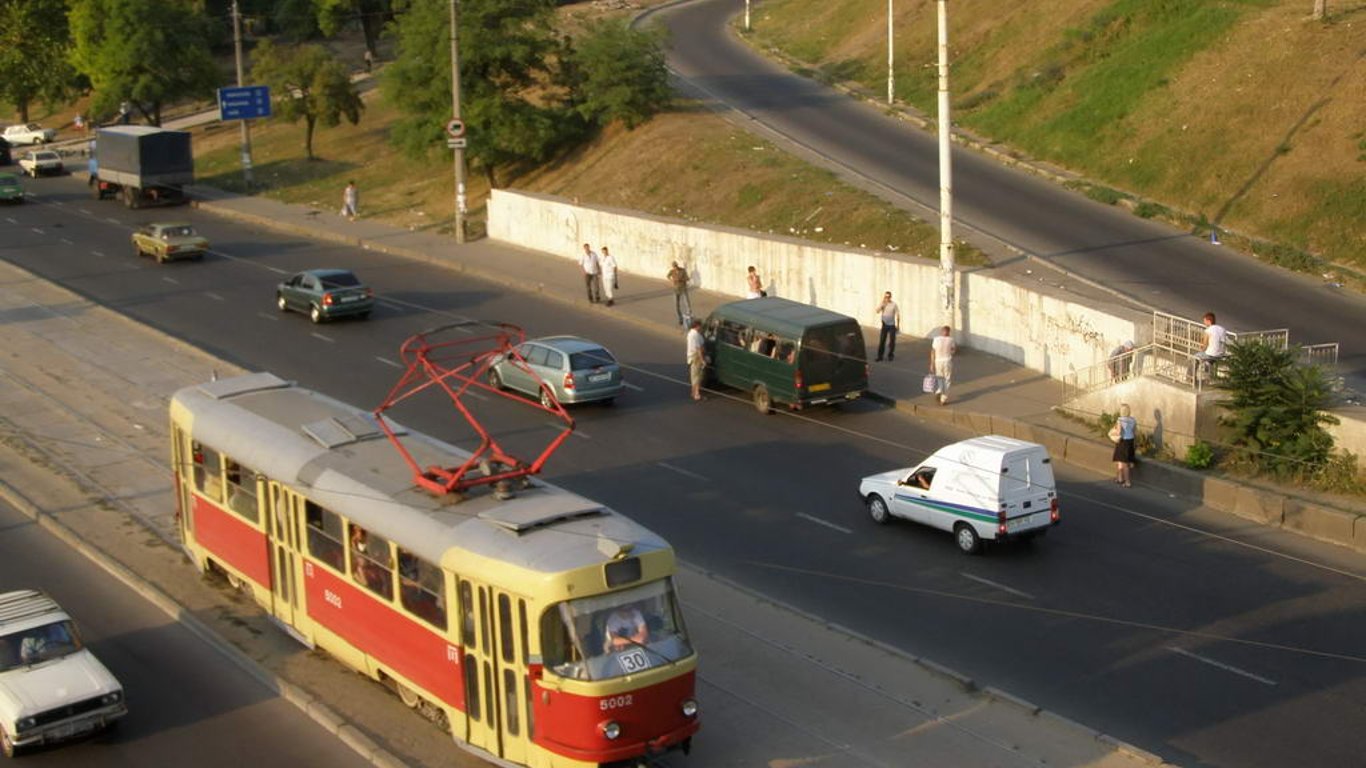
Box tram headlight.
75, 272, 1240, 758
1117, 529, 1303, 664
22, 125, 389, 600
600, 720, 622, 740
681, 698, 698, 718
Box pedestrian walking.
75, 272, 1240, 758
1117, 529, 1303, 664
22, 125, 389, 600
746, 266, 765, 299
580, 243, 602, 304
874, 291, 900, 361
73, 113, 85, 134
686, 319, 706, 401
364, 49, 374, 73
1110, 403, 1138, 487
667, 261, 692, 326
599, 245, 618, 307
341, 180, 359, 221
929, 325, 956, 405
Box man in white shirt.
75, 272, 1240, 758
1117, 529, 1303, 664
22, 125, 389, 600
686, 320, 705, 401
580, 243, 602, 304
875, 291, 900, 362
599, 245, 618, 307
1193, 311, 1228, 383
930, 325, 956, 405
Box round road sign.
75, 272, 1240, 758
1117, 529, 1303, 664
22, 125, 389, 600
445, 118, 466, 138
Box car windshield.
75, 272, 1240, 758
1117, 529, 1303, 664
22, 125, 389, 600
319, 272, 361, 289
569, 348, 615, 370
0, 621, 84, 670
36, 152, 58, 161
541, 578, 693, 682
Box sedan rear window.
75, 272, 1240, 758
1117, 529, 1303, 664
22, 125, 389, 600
319, 272, 361, 289
570, 348, 615, 369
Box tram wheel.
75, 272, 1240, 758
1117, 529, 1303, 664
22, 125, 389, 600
226, 572, 245, 591
396, 681, 420, 709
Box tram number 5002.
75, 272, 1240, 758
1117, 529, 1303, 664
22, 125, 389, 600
600, 694, 634, 712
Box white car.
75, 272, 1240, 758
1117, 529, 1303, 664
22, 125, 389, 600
2, 124, 56, 145
0, 590, 127, 757
18, 150, 63, 178
859, 435, 1059, 554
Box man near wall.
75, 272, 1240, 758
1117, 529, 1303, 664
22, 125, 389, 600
875, 292, 900, 362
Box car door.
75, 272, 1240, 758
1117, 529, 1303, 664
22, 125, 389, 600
283, 274, 307, 310
501, 343, 538, 395
891, 466, 937, 525
539, 348, 566, 399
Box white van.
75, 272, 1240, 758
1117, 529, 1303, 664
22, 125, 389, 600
858, 435, 1059, 554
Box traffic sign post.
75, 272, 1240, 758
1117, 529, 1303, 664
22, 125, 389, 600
445, 118, 466, 139
218, 85, 272, 121
446, 137, 467, 149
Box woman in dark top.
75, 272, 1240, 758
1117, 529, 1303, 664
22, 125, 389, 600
1112, 403, 1138, 488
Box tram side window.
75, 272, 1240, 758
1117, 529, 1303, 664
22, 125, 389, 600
459, 580, 477, 650
223, 458, 259, 524
349, 524, 393, 600
397, 549, 446, 630
305, 501, 345, 572
192, 442, 223, 502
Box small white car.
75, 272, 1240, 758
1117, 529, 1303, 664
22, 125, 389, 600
2, 124, 56, 146
18, 150, 63, 178
0, 590, 127, 757
859, 435, 1059, 554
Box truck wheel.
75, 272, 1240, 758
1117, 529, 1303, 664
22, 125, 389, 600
752, 384, 772, 414
866, 494, 890, 524
955, 523, 982, 555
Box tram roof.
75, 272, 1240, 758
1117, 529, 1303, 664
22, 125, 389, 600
171, 373, 668, 571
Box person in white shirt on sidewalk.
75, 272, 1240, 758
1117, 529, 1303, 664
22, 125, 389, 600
580, 243, 602, 304
930, 325, 956, 405
599, 245, 618, 307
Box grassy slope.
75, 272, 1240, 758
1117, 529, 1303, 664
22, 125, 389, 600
749, 0, 1366, 274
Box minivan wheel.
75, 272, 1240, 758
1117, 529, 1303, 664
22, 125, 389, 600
752, 384, 772, 414
955, 523, 982, 555
866, 494, 890, 524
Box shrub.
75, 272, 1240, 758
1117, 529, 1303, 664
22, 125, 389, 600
1219, 340, 1339, 479
1185, 440, 1215, 469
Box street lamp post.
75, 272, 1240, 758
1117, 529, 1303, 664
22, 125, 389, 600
449, 0, 468, 243
887, 0, 894, 104
745, 0, 751, 31
231, 0, 253, 189
936, 0, 955, 326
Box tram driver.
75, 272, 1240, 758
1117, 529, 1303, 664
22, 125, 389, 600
603, 603, 650, 652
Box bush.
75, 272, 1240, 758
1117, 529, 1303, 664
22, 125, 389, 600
1219, 340, 1339, 479
1185, 441, 1215, 469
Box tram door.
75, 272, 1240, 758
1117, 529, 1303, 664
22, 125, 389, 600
172, 426, 195, 547
265, 482, 301, 630
459, 581, 530, 761
492, 588, 530, 764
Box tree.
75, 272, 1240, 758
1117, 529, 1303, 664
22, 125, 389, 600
0, 0, 77, 122
252, 40, 363, 159
68, 0, 221, 126
1218, 341, 1339, 480
566, 20, 671, 130
1313, 0, 1328, 20
315, 0, 392, 55
384, 0, 578, 187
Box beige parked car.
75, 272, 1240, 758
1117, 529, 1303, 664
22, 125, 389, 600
131, 222, 209, 263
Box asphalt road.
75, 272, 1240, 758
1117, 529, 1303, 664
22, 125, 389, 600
0, 496, 374, 767
3, 176, 1365, 768
646, 0, 1366, 389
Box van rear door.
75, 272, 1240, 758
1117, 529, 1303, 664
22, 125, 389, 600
799, 322, 867, 400
1000, 451, 1054, 529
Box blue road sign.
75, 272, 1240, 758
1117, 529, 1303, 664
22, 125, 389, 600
218, 85, 272, 121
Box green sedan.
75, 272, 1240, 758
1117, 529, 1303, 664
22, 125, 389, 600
276, 268, 375, 323
0, 173, 22, 204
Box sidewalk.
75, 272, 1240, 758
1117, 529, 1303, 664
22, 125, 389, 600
0, 224, 1164, 765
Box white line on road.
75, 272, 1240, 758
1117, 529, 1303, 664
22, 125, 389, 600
375, 357, 402, 368
657, 462, 707, 482
622, 381, 644, 392
106, 217, 120, 225
310, 332, 335, 343
1168, 647, 1276, 686
30, 227, 44, 235
960, 572, 1035, 600
547, 421, 589, 438
796, 513, 852, 534
91, 250, 105, 257
204, 292, 225, 302
78, 208, 92, 216
463, 390, 489, 402
265, 265, 289, 275
59, 237, 73, 245
5, 217, 16, 224
162, 276, 180, 285
255, 312, 278, 321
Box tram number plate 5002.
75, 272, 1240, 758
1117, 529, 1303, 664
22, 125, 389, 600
600, 694, 634, 711
617, 649, 651, 674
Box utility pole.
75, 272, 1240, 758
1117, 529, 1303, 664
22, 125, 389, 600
231, 0, 253, 188
449, 0, 467, 243
886, 0, 894, 104
745, 0, 751, 31
936, 0, 955, 326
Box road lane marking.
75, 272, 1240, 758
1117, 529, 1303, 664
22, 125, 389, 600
310, 332, 335, 343
657, 461, 707, 481
546, 420, 588, 438
162, 276, 180, 285
91, 250, 105, 257
59, 237, 73, 245
204, 292, 225, 302
265, 265, 289, 274
1168, 647, 1276, 686
106, 217, 121, 225
255, 312, 278, 321
78, 208, 92, 215
375, 357, 402, 368
797, 513, 852, 534
622, 381, 644, 392
960, 573, 1035, 600
4, 217, 16, 224
30, 227, 44, 235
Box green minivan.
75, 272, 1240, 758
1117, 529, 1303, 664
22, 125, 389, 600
703, 297, 868, 413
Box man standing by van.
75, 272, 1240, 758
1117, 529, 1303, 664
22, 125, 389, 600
686, 319, 705, 401
874, 292, 900, 361
930, 325, 956, 405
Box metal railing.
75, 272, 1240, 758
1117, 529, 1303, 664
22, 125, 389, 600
1061, 345, 1152, 401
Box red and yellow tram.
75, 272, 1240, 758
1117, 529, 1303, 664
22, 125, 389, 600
169, 371, 698, 767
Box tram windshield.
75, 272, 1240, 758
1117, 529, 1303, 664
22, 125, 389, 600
543, 578, 693, 681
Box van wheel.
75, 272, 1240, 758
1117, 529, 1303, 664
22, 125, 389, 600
955, 523, 982, 555
752, 384, 772, 414
866, 494, 890, 524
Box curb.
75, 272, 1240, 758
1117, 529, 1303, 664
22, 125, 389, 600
0, 475, 409, 768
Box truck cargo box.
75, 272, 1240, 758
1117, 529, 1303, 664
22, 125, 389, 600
94, 126, 193, 187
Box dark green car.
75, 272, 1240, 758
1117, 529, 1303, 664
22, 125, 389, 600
703, 297, 868, 413
0, 173, 22, 204
276, 268, 375, 323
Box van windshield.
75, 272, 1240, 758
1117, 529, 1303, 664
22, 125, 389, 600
800, 323, 867, 384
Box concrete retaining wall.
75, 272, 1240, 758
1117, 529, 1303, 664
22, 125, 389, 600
489, 189, 1141, 380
